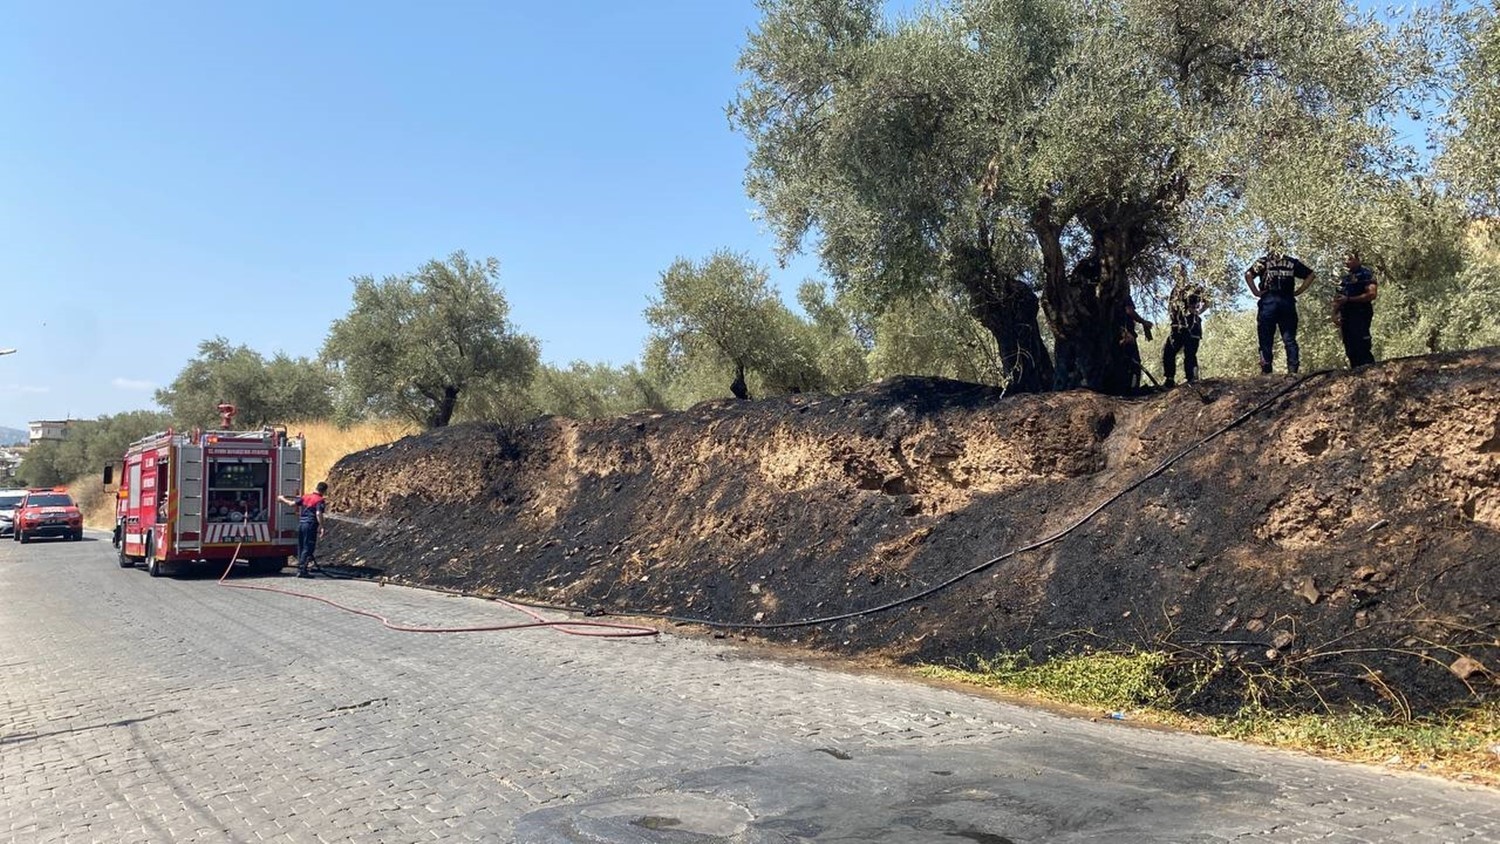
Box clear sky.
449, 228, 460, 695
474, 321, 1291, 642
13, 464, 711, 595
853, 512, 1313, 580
0, 0, 849, 428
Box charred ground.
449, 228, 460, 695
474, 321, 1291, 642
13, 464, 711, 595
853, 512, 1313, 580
324, 348, 1500, 715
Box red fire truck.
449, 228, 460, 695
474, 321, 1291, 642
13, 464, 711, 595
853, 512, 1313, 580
106, 409, 307, 577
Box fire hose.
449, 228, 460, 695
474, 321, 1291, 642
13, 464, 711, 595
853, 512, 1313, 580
214, 540, 658, 639
215, 370, 1324, 637
509, 370, 1328, 631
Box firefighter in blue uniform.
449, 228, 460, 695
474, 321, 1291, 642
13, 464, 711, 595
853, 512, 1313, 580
1332, 250, 1378, 367
1244, 241, 1317, 374
278, 481, 327, 577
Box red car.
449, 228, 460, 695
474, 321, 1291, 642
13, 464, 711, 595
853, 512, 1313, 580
12, 488, 84, 543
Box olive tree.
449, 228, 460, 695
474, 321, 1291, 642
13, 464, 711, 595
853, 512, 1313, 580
323, 252, 540, 428
865, 289, 1008, 384
529, 361, 667, 421
795, 281, 871, 390
17, 410, 173, 487
156, 338, 333, 428
644, 250, 811, 402
733, 0, 1421, 394
1437, 2, 1500, 216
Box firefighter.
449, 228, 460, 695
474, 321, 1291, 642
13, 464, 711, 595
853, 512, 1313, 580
1244, 239, 1317, 374
1162, 265, 1208, 387
1332, 250, 1378, 368
1117, 294, 1154, 392
278, 481, 327, 578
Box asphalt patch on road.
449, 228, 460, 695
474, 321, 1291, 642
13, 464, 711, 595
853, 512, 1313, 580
513, 739, 1279, 843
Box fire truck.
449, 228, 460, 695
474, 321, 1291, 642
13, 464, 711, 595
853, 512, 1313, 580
106, 405, 307, 577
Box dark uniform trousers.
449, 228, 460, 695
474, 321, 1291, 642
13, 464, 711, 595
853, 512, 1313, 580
1340, 310, 1375, 367
296, 521, 319, 573
1256, 295, 1300, 374
1162, 327, 1200, 383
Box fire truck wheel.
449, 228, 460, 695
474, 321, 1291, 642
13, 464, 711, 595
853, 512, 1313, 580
145, 537, 163, 577
118, 546, 134, 568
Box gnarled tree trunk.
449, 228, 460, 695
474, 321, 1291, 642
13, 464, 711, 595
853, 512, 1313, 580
1035, 200, 1154, 395
950, 239, 1052, 393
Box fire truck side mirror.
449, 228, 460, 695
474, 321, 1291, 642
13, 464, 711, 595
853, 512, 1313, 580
103, 465, 114, 486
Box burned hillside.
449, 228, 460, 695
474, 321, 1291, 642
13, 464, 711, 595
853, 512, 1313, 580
323, 348, 1500, 714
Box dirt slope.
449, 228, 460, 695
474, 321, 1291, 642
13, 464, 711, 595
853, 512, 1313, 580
324, 348, 1500, 714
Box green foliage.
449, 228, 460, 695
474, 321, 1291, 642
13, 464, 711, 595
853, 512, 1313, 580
1181, 302, 1348, 379
922, 656, 1499, 781
1207, 702, 1500, 782
155, 338, 333, 428
864, 289, 1007, 383
922, 648, 1174, 710
1437, 3, 1500, 215
323, 252, 540, 428
1425, 226, 1500, 351
528, 361, 667, 421
1189, 218, 1500, 377
15, 441, 67, 488
732, 0, 1437, 392
16, 410, 173, 487
643, 251, 868, 404
797, 281, 872, 389
644, 250, 784, 391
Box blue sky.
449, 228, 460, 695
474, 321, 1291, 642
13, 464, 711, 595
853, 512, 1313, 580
1, 0, 851, 427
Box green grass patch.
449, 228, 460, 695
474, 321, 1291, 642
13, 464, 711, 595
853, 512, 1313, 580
919, 648, 1174, 711
1207, 703, 1500, 781
920, 649, 1500, 785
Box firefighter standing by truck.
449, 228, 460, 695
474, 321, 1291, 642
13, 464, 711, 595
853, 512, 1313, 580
278, 482, 327, 578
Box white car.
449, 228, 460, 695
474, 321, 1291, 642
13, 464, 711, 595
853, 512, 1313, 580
0, 489, 23, 538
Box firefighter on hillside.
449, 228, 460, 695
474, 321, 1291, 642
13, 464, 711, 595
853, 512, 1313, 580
1244, 239, 1317, 374
1332, 250, 1378, 368
1163, 265, 1209, 387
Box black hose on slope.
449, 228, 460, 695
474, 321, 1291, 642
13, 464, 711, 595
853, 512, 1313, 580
506, 371, 1330, 632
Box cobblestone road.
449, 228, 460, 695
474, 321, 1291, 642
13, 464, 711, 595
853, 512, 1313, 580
2, 533, 1497, 843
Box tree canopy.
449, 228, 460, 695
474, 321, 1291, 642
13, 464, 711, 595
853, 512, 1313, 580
155, 337, 333, 428
17, 410, 173, 488
322, 252, 540, 428
644, 250, 869, 404
732, 0, 1429, 394
1437, 3, 1500, 215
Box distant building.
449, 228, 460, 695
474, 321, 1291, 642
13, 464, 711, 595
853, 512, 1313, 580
28, 420, 72, 444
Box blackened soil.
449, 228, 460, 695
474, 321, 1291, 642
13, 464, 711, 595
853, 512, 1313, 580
324, 349, 1500, 715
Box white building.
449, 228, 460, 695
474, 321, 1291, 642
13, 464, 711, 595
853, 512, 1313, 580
28, 420, 71, 444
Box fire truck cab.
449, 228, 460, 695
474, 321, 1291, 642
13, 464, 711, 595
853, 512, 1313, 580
107, 421, 306, 577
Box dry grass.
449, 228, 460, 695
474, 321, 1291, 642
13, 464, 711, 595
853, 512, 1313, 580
73, 478, 117, 531
285, 418, 417, 489
73, 418, 416, 529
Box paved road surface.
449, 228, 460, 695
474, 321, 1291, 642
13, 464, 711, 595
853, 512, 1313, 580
2, 532, 1496, 843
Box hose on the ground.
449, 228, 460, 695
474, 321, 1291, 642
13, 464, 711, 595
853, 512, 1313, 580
214, 542, 659, 638
509, 370, 1328, 631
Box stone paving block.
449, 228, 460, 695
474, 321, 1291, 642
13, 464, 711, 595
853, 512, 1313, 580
3, 537, 1498, 842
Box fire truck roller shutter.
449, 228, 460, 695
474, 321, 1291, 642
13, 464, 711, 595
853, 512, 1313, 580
175, 444, 204, 552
